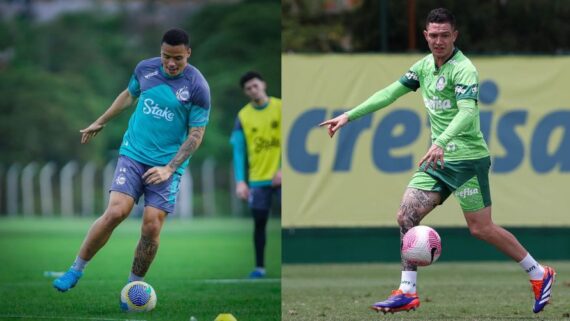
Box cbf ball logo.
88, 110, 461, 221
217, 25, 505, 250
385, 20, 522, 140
176, 86, 190, 102
436, 76, 446, 91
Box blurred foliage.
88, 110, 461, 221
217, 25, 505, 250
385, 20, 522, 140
183, 0, 281, 164
0, 0, 281, 169
283, 0, 570, 53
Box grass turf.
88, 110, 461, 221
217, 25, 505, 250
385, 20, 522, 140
0, 216, 281, 321
282, 262, 570, 321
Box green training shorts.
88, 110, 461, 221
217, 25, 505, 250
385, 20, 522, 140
408, 156, 492, 212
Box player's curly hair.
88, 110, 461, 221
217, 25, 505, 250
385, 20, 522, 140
426, 8, 456, 29
162, 28, 190, 47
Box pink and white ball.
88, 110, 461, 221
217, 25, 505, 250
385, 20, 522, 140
402, 225, 442, 266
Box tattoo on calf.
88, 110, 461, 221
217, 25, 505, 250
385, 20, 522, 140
131, 236, 159, 277
399, 189, 438, 271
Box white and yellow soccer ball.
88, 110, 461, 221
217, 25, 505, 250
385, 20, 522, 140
120, 281, 157, 312
401, 225, 442, 266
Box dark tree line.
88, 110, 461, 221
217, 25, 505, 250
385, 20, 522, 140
283, 0, 570, 54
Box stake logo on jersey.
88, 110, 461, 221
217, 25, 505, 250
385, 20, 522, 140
123, 57, 211, 174
143, 98, 175, 121
253, 135, 280, 154
398, 48, 489, 161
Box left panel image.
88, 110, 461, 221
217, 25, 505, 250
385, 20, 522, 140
0, 1, 281, 320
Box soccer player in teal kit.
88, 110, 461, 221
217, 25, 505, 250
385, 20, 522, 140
53, 28, 211, 292
320, 8, 555, 314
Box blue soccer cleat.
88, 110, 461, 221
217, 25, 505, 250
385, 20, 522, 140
531, 265, 556, 313
371, 290, 420, 314
53, 268, 83, 292
248, 269, 266, 279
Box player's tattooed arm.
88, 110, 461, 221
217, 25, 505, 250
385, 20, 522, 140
131, 236, 159, 277
398, 188, 439, 271
167, 126, 206, 172
142, 127, 205, 185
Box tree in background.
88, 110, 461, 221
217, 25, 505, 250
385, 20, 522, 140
0, 0, 281, 169
283, 0, 570, 53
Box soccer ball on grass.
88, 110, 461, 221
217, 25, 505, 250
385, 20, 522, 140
120, 281, 157, 312
401, 225, 442, 266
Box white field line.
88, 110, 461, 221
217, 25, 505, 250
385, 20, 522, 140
8, 277, 281, 287
197, 278, 280, 284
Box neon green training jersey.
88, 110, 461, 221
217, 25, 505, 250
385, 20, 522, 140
400, 48, 489, 161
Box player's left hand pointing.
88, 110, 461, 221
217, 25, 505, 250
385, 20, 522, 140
143, 166, 174, 185
418, 144, 445, 171
319, 113, 349, 138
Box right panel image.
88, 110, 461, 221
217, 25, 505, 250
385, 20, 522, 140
282, 1, 570, 320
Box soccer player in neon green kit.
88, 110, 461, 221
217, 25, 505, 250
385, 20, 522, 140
320, 8, 555, 314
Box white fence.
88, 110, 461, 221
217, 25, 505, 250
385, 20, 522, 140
0, 157, 244, 218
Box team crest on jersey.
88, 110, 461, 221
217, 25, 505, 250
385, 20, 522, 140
176, 86, 190, 102
435, 76, 446, 91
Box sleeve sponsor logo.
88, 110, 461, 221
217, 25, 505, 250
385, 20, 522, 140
404, 70, 419, 81
455, 84, 478, 96
144, 70, 159, 79
455, 85, 468, 95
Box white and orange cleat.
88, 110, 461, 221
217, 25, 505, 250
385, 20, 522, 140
530, 265, 556, 313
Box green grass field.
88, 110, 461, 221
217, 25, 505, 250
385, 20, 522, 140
283, 262, 570, 321
0, 217, 281, 321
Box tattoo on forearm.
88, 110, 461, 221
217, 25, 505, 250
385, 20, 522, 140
168, 127, 205, 171
131, 236, 159, 277
399, 189, 438, 271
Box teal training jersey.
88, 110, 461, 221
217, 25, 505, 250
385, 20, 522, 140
400, 49, 489, 161
121, 57, 211, 174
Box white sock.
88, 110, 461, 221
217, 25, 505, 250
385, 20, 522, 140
71, 256, 89, 272
128, 272, 144, 282
398, 271, 417, 293
518, 253, 545, 280
255, 267, 266, 274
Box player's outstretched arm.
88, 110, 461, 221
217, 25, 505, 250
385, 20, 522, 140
319, 81, 411, 138
80, 89, 134, 144
143, 126, 206, 185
